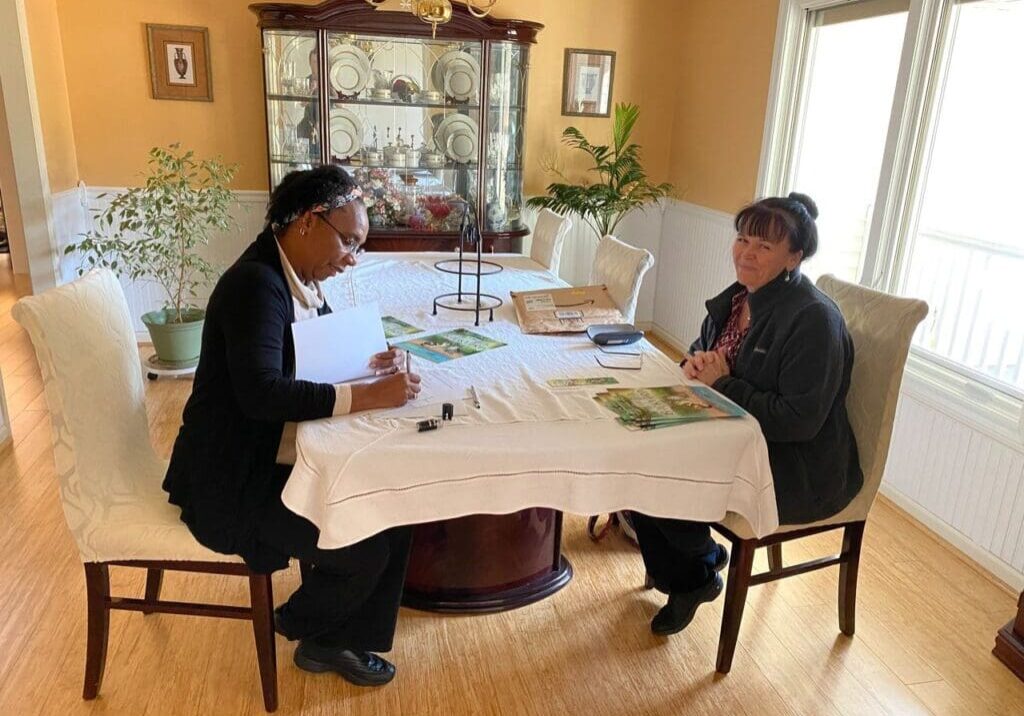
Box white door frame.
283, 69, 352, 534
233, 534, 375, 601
0, 0, 59, 293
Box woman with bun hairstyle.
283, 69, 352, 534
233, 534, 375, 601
631, 193, 863, 636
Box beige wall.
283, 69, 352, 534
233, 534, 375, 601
669, 0, 778, 213
35, 0, 682, 195
25, 0, 78, 192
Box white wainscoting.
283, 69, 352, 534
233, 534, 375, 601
52, 187, 268, 336
655, 199, 1024, 589
651, 200, 737, 352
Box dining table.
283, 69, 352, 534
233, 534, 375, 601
283, 252, 778, 613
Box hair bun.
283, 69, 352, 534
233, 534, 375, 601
788, 192, 818, 220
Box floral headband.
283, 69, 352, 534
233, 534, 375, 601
271, 186, 364, 231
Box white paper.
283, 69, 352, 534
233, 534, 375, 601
292, 303, 388, 384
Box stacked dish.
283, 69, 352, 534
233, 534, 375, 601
432, 49, 479, 102
329, 107, 363, 160
328, 44, 371, 97
434, 113, 478, 164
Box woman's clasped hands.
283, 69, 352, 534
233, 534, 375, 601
682, 349, 730, 386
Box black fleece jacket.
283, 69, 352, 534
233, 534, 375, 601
693, 269, 863, 524
163, 229, 335, 572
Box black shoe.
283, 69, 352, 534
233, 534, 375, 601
651, 573, 724, 636
293, 641, 396, 686
711, 543, 729, 572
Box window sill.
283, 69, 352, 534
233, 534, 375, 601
900, 348, 1024, 449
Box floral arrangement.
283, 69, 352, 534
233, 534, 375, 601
355, 167, 405, 227
417, 193, 462, 232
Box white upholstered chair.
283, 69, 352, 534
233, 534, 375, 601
529, 208, 572, 275
697, 274, 928, 673
590, 235, 655, 324
12, 270, 279, 712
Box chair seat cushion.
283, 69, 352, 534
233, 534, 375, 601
718, 488, 873, 540
76, 461, 243, 564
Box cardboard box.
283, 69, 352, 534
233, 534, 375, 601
510, 285, 624, 333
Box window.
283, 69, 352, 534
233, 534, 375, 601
790, 2, 909, 283
760, 0, 1024, 423
899, 0, 1024, 391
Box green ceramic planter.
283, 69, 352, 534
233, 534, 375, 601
141, 308, 205, 365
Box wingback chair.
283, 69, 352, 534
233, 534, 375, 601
701, 274, 929, 673
529, 208, 572, 276
591, 235, 655, 324
12, 270, 279, 712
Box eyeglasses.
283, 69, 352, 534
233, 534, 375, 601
317, 214, 365, 256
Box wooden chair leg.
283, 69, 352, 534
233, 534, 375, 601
716, 538, 755, 674
767, 544, 783, 574
839, 521, 865, 637
249, 574, 278, 713
142, 568, 164, 615
83, 563, 111, 700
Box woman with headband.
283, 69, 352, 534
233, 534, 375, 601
164, 165, 419, 687
631, 193, 863, 637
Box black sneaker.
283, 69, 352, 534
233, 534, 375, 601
650, 572, 724, 636
293, 641, 396, 686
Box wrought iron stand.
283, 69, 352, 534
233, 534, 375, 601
432, 199, 503, 326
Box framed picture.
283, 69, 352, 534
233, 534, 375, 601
561, 48, 615, 117
146, 24, 213, 102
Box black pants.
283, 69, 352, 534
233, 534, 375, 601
257, 468, 413, 653
631, 513, 719, 594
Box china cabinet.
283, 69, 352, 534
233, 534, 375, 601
251, 0, 542, 251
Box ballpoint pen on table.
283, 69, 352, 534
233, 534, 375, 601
469, 385, 481, 409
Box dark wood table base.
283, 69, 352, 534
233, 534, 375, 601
994, 590, 1024, 681
402, 509, 573, 614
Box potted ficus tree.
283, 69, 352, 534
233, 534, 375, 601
65, 143, 237, 365
527, 102, 673, 242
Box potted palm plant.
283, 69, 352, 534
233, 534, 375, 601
527, 102, 673, 242
65, 143, 237, 364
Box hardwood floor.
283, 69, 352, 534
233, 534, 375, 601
1, 255, 1023, 715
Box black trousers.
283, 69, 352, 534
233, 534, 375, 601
256, 467, 413, 653
631, 513, 719, 594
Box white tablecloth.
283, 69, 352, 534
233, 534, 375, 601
283, 253, 778, 549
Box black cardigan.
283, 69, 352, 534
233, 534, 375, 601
692, 270, 863, 524
164, 229, 336, 572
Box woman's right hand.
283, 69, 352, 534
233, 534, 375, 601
374, 370, 422, 408
351, 371, 422, 412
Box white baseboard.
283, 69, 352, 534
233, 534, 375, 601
880, 483, 1024, 592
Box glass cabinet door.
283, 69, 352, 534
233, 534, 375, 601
484, 42, 528, 233
323, 32, 482, 233
262, 30, 321, 188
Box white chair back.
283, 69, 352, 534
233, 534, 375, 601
815, 274, 928, 520
11, 270, 167, 555
529, 208, 572, 275
590, 235, 654, 324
